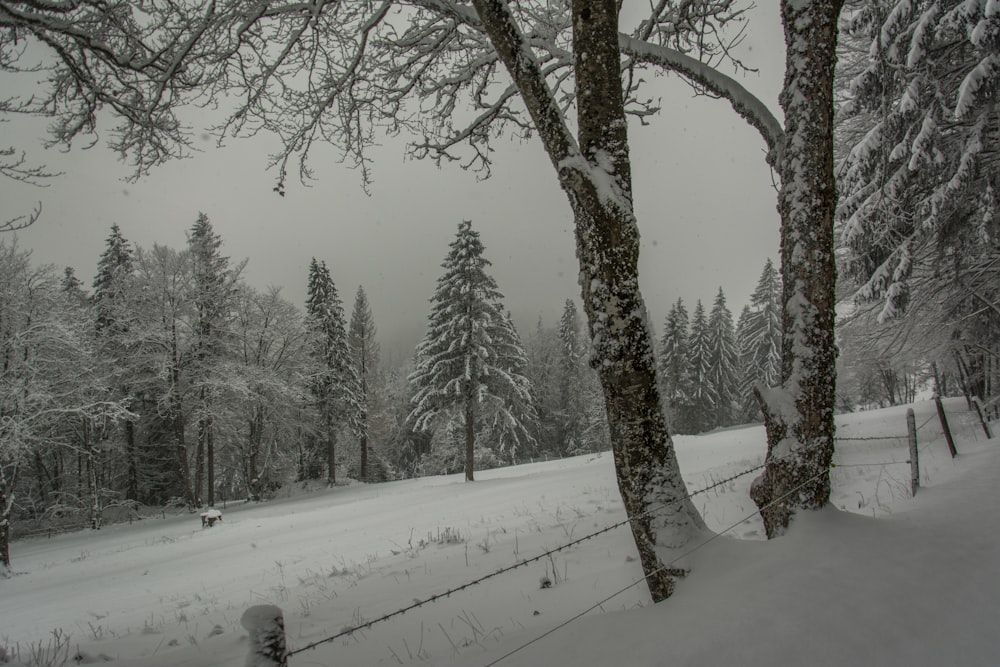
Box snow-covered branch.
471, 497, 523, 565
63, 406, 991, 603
619, 34, 784, 168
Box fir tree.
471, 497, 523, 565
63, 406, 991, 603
685, 300, 717, 434
187, 213, 242, 506
348, 285, 379, 481
707, 288, 740, 428
838, 0, 1000, 320
304, 258, 357, 484
61, 267, 88, 304
92, 225, 140, 501
658, 298, 693, 433
93, 224, 135, 335
737, 258, 782, 421
556, 300, 586, 455
408, 220, 535, 481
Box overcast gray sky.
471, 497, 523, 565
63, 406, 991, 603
1, 4, 785, 363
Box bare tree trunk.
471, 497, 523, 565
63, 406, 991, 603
326, 410, 336, 486
471, 0, 704, 602
125, 418, 138, 502
464, 393, 475, 482
751, 0, 844, 538
0, 462, 15, 571
86, 423, 102, 530
169, 327, 194, 507
207, 417, 215, 506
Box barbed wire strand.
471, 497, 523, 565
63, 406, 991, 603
915, 413, 937, 431
286, 461, 766, 657
831, 461, 909, 468
835, 435, 907, 442
480, 467, 832, 667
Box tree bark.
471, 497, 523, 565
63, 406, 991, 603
207, 416, 215, 506
464, 391, 475, 482
326, 409, 337, 486
751, 0, 843, 537
0, 463, 14, 571
471, 0, 705, 602
125, 418, 138, 502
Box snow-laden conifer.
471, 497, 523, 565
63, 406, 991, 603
93, 224, 135, 336
658, 298, 694, 433
838, 0, 1000, 320
348, 286, 380, 481
305, 259, 358, 485
737, 259, 782, 421
187, 214, 243, 506
686, 300, 717, 434
707, 288, 740, 428
408, 220, 535, 481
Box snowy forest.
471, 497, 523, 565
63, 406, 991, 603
0, 0, 998, 626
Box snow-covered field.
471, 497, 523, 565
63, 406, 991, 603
2, 398, 997, 666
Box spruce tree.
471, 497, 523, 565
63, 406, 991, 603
685, 300, 717, 434
348, 285, 379, 481
93, 224, 135, 335
409, 220, 535, 481
305, 258, 356, 485
92, 225, 140, 501
556, 300, 585, 455
737, 258, 782, 421
187, 213, 241, 506
658, 298, 693, 433
707, 287, 740, 428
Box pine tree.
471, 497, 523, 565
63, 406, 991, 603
348, 285, 379, 481
737, 258, 782, 422
93, 224, 135, 335
556, 300, 586, 455
409, 220, 535, 481
304, 258, 357, 485
685, 300, 717, 434
187, 213, 241, 506
92, 225, 141, 501
61, 267, 88, 304
658, 298, 693, 433
707, 288, 740, 427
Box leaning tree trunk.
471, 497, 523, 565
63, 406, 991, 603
471, 0, 705, 602
751, 0, 843, 538
0, 461, 15, 571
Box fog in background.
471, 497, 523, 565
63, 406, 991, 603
0, 4, 785, 364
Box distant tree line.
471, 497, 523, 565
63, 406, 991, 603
657, 259, 782, 435
0, 217, 613, 568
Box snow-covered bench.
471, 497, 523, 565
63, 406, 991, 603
200, 509, 223, 527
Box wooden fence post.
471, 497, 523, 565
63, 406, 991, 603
242, 605, 288, 667
934, 395, 958, 458
906, 408, 919, 496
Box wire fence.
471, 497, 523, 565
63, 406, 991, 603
479, 467, 832, 667
260, 401, 976, 665
286, 461, 766, 658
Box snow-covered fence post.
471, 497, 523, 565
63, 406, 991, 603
241, 605, 288, 667
934, 396, 958, 458
906, 409, 919, 496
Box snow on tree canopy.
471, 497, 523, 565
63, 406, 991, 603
837, 0, 1000, 322
408, 220, 535, 481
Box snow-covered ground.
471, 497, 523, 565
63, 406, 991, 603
2, 398, 997, 666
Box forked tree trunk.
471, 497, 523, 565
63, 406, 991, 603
751, 0, 843, 537
472, 0, 705, 602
